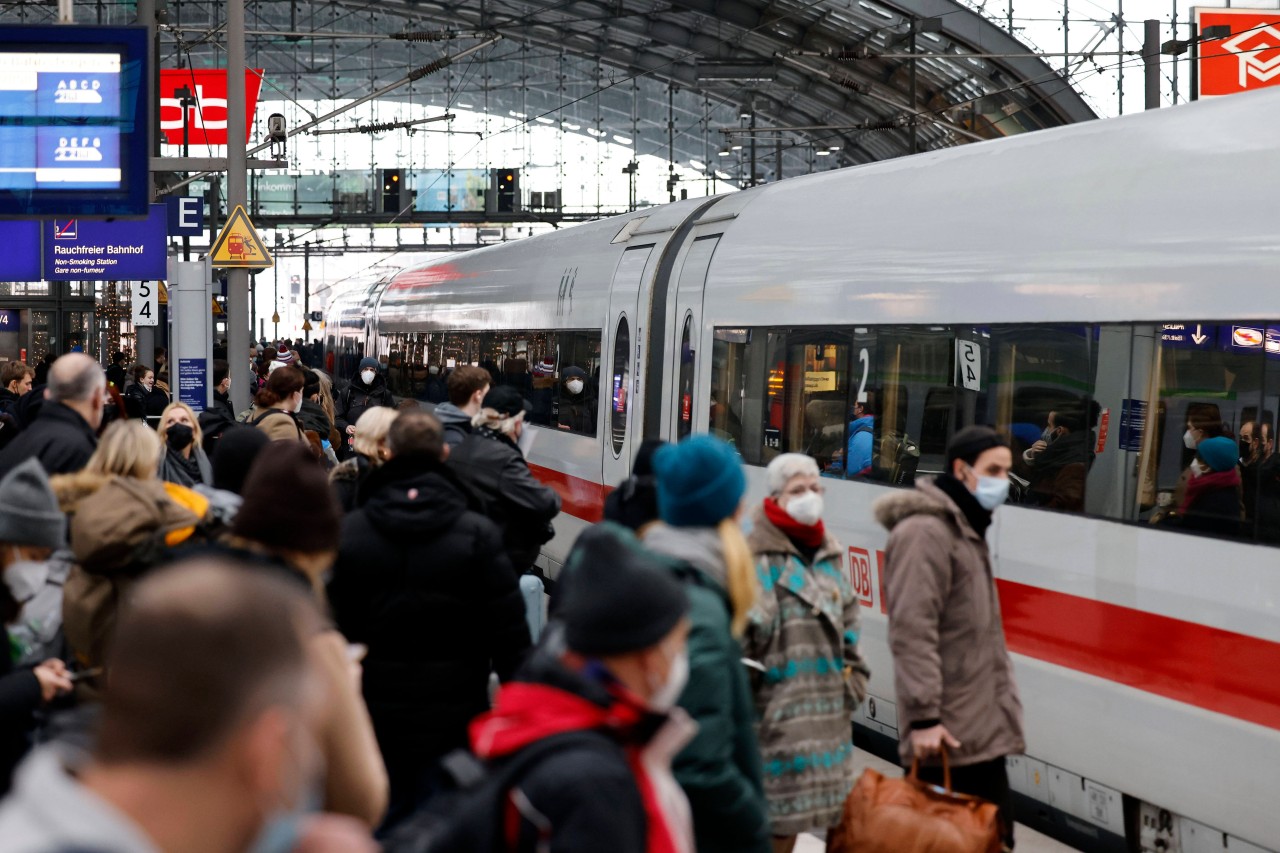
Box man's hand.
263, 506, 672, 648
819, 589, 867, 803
33, 659, 73, 703
910, 724, 960, 760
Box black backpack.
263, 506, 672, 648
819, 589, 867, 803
382, 730, 605, 853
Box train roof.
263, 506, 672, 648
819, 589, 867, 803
375, 88, 1280, 330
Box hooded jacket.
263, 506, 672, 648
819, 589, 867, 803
0, 402, 98, 480
744, 504, 870, 835
448, 427, 561, 574
328, 454, 374, 512
467, 647, 695, 853
0, 747, 162, 853
329, 455, 531, 773
873, 479, 1025, 767
433, 401, 474, 449
642, 524, 771, 853
336, 373, 395, 433
56, 473, 203, 674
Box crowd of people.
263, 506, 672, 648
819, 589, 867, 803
0, 349, 1030, 852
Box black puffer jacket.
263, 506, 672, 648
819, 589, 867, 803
447, 428, 561, 574
0, 402, 97, 479
336, 375, 395, 434
329, 455, 531, 772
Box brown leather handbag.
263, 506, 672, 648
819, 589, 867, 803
828, 749, 1004, 853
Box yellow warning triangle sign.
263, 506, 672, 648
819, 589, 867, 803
209, 205, 273, 270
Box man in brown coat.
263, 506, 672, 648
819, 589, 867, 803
873, 425, 1024, 848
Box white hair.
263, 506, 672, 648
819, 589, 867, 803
472, 407, 524, 437
766, 452, 820, 494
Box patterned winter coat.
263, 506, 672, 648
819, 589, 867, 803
743, 505, 871, 835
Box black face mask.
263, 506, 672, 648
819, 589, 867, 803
166, 423, 194, 451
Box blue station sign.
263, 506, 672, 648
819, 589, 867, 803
43, 202, 167, 280
0, 221, 42, 281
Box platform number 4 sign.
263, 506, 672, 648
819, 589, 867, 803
956, 339, 983, 391
132, 281, 158, 327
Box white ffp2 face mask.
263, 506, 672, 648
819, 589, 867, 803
1184, 429, 1199, 450
566, 378, 584, 395
360, 369, 377, 385
648, 649, 690, 713
784, 491, 824, 526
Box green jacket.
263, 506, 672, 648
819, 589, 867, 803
644, 524, 771, 853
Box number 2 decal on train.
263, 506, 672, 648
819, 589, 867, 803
556, 267, 576, 317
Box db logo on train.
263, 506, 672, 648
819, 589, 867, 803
847, 547, 887, 613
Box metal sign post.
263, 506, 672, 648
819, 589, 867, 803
167, 256, 213, 412
226, 0, 250, 413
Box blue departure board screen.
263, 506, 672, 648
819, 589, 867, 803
0, 26, 149, 218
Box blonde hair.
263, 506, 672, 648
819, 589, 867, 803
314, 370, 337, 431
472, 407, 523, 437
352, 406, 399, 460
87, 420, 161, 480
156, 401, 203, 449
718, 517, 758, 636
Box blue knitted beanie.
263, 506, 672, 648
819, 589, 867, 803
1197, 436, 1238, 473
652, 435, 746, 528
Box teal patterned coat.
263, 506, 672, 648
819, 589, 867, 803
744, 504, 871, 835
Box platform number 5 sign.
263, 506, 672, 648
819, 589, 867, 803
956, 339, 982, 391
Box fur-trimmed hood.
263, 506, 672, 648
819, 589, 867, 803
872, 479, 955, 532
49, 470, 112, 514
328, 456, 364, 484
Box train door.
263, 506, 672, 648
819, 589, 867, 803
668, 235, 721, 441
604, 246, 653, 487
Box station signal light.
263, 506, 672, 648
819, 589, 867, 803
380, 168, 405, 213
491, 167, 520, 213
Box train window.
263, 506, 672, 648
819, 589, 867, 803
711, 328, 757, 458
748, 330, 854, 472
1133, 322, 1268, 541
989, 325, 1096, 512
556, 330, 600, 437
677, 314, 695, 439
610, 317, 630, 456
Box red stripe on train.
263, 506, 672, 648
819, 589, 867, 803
530, 464, 1280, 732
998, 579, 1280, 732
529, 463, 610, 524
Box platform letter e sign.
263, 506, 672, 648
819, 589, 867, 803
848, 547, 874, 608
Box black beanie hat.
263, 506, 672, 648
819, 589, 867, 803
946, 425, 1007, 470
558, 523, 688, 656
231, 442, 341, 552
482, 385, 531, 419
211, 427, 271, 495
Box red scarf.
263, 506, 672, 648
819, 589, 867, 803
763, 497, 825, 549
1179, 466, 1240, 515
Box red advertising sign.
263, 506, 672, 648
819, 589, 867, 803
1195, 8, 1280, 98
159, 69, 264, 145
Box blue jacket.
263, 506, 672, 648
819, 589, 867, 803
846, 415, 875, 476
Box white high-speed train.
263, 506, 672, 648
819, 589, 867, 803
328, 88, 1280, 851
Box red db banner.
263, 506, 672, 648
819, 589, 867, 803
159, 69, 264, 145
1195, 8, 1280, 98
